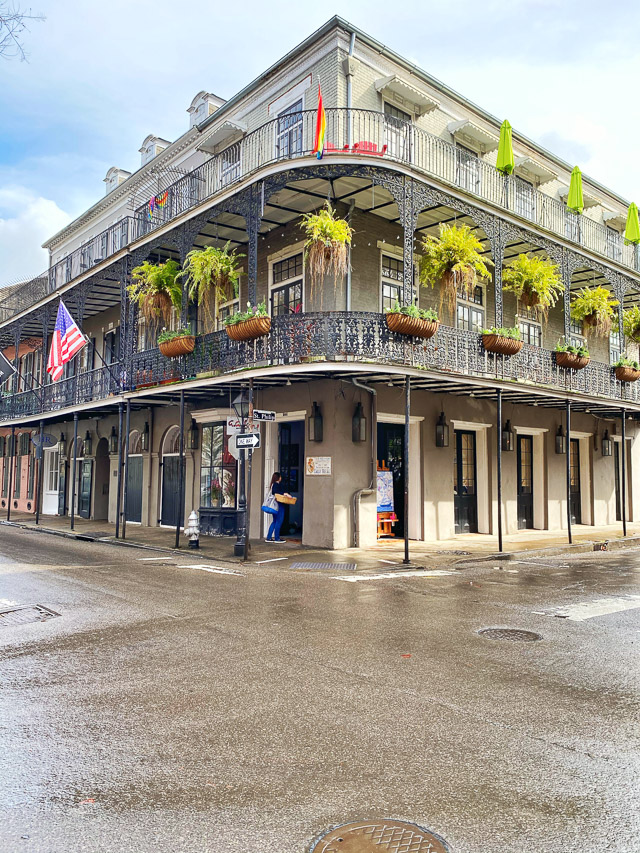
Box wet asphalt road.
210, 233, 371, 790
0, 527, 639, 853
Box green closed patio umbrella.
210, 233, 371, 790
624, 202, 640, 244
567, 166, 584, 214
496, 119, 515, 175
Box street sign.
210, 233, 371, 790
31, 433, 57, 448
0, 352, 16, 384
252, 409, 276, 422
236, 433, 260, 449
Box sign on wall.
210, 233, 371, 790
305, 456, 332, 476
377, 470, 394, 512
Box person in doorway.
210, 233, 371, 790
266, 472, 290, 543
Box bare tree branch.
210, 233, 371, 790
0, 2, 44, 61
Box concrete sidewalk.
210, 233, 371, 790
3, 511, 640, 569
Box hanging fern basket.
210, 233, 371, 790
481, 334, 523, 356
615, 366, 640, 383
386, 313, 439, 339
158, 335, 195, 358
556, 351, 590, 370
225, 317, 271, 342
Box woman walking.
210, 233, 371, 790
264, 472, 290, 543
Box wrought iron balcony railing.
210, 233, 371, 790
1, 315, 638, 421
2, 109, 638, 324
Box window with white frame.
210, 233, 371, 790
220, 142, 241, 187
384, 102, 411, 160
276, 100, 303, 159
217, 297, 240, 330
455, 144, 480, 194
568, 319, 586, 349
514, 176, 535, 221
610, 330, 621, 363
456, 283, 485, 332
606, 227, 622, 263
270, 252, 303, 316
380, 253, 415, 311
519, 317, 542, 346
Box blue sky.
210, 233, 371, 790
2, 0, 640, 284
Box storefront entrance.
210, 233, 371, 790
454, 430, 478, 534
615, 441, 621, 521
278, 421, 304, 537
517, 435, 534, 530
377, 422, 405, 537
570, 438, 582, 525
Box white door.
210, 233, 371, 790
42, 449, 60, 515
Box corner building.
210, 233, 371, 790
1, 17, 639, 549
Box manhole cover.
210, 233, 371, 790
0, 605, 60, 627
290, 562, 357, 571
311, 820, 450, 852
479, 627, 542, 642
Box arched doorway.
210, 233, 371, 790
125, 429, 143, 523
93, 437, 109, 520
160, 426, 184, 527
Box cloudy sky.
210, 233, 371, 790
2, 0, 640, 284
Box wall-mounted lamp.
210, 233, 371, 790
601, 430, 613, 457
186, 419, 199, 451
555, 425, 566, 455
83, 430, 92, 456
109, 426, 118, 455
435, 411, 449, 447
501, 419, 515, 452
352, 402, 366, 442
59, 432, 67, 458
141, 421, 150, 452
308, 402, 323, 442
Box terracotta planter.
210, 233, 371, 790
555, 351, 590, 370
225, 316, 271, 341
158, 335, 195, 358
519, 289, 541, 310
615, 366, 640, 382
386, 313, 439, 339
481, 334, 523, 356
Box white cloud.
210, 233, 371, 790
0, 188, 70, 284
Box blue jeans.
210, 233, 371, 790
267, 503, 285, 540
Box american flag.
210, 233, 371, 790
46, 301, 86, 382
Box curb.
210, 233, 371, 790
456, 535, 640, 563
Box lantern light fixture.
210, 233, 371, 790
501, 419, 515, 452
141, 421, 150, 452
555, 425, 566, 455
83, 430, 92, 456
109, 426, 118, 455
308, 401, 323, 442
187, 419, 199, 451
59, 432, 67, 458
435, 411, 449, 447
352, 402, 366, 443
232, 390, 250, 423
601, 430, 613, 457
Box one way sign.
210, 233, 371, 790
236, 433, 260, 449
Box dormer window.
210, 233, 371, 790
139, 135, 171, 166
103, 167, 131, 196
187, 91, 226, 128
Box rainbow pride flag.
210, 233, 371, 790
312, 84, 326, 160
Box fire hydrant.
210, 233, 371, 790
185, 510, 200, 549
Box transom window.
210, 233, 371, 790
271, 252, 303, 316
456, 284, 485, 333
200, 423, 237, 509
519, 318, 542, 347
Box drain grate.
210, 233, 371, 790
290, 562, 356, 571
479, 627, 542, 642
311, 820, 450, 852
0, 605, 60, 627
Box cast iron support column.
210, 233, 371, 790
122, 400, 131, 539
496, 389, 503, 553
247, 184, 260, 307
115, 403, 124, 538
6, 426, 15, 522
70, 412, 78, 531
403, 375, 411, 565
489, 222, 506, 329
35, 420, 44, 525
175, 390, 186, 549
39, 308, 50, 413
566, 400, 572, 545
621, 408, 627, 537
244, 379, 254, 562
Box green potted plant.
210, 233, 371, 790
127, 260, 182, 331
157, 325, 195, 358
570, 286, 619, 338
178, 242, 244, 333
481, 326, 522, 355
224, 300, 270, 342
623, 306, 640, 343
555, 340, 590, 370
419, 223, 493, 314
613, 355, 640, 382
301, 202, 354, 298
385, 301, 439, 339
502, 253, 564, 317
